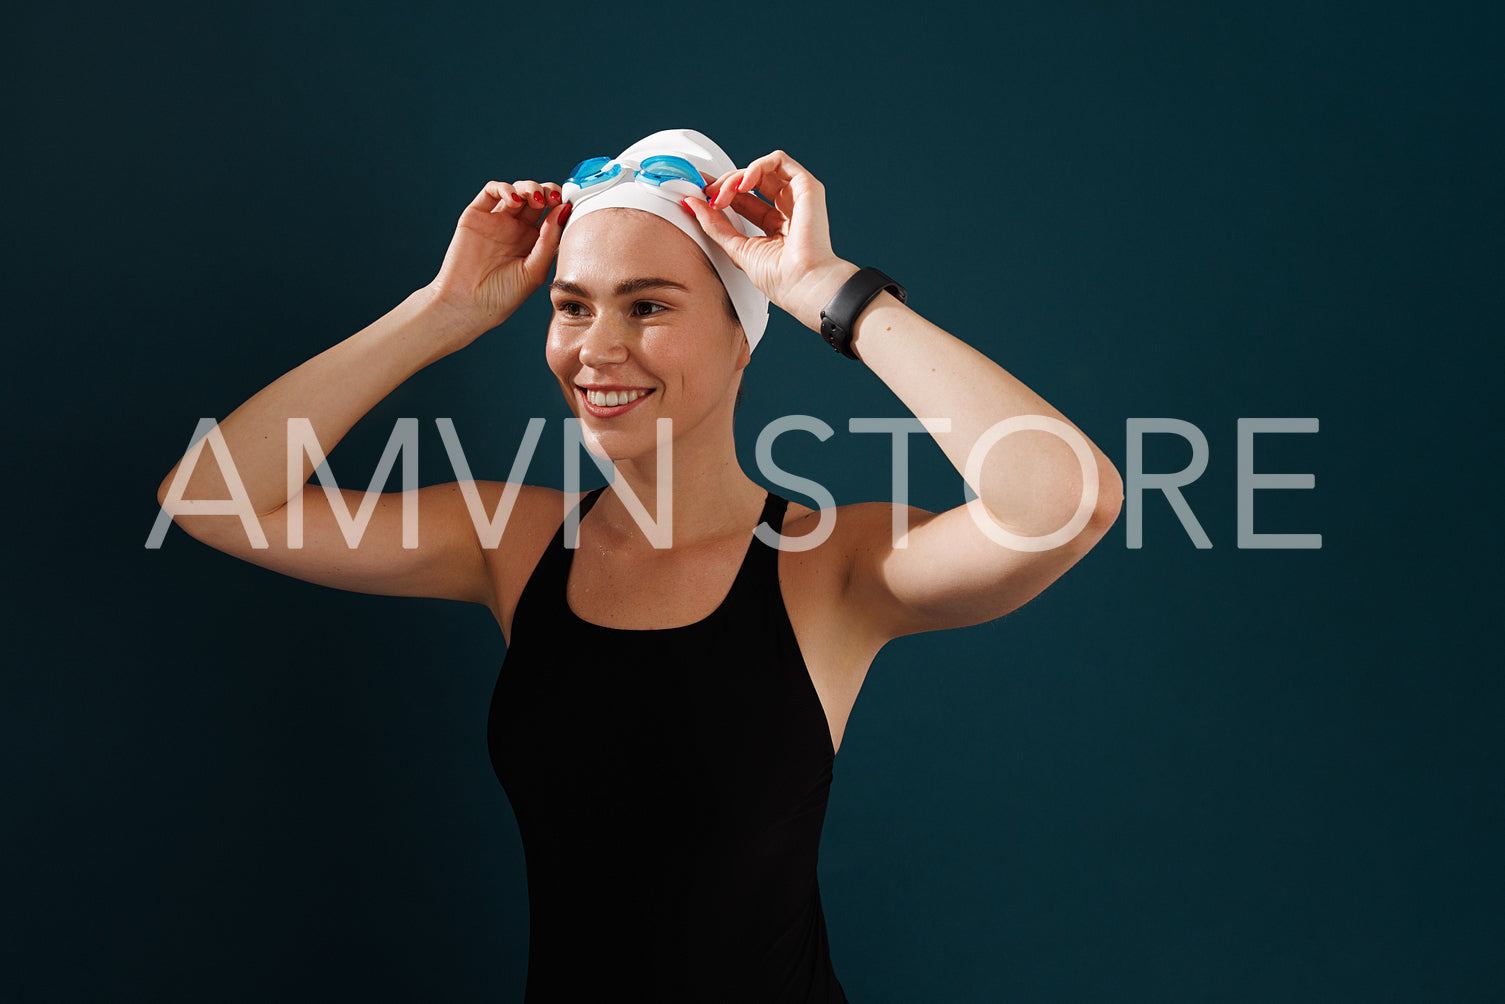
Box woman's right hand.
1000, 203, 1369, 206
427, 179, 571, 334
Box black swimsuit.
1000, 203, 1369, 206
488, 488, 849, 1002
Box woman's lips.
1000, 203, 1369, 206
578, 387, 654, 417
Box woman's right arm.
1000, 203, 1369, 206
155, 179, 571, 612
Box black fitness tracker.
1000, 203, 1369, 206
818, 267, 908, 360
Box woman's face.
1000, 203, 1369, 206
547, 208, 749, 462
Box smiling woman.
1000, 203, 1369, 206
545, 208, 751, 466
154, 128, 1124, 1002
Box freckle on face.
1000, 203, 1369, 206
550, 210, 745, 401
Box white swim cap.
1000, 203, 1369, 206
561, 128, 770, 352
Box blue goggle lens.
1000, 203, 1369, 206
636, 155, 704, 187
567, 156, 618, 186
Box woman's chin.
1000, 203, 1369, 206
574, 425, 660, 467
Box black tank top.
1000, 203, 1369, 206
488, 488, 849, 1003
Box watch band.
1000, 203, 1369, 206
819, 267, 908, 359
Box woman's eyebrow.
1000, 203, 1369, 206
549, 277, 690, 298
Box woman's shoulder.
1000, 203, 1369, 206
775, 497, 936, 550
455, 481, 581, 640
429, 480, 578, 544
773, 496, 937, 595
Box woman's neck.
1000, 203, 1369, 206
590, 437, 766, 548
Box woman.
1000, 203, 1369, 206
156, 128, 1124, 1002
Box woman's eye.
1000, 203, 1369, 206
633, 302, 666, 317
555, 301, 585, 317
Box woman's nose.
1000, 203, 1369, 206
578, 319, 630, 368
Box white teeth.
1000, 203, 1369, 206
585, 389, 646, 407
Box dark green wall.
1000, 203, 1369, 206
8, 1, 1502, 1000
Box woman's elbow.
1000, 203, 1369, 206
1083, 462, 1125, 541
156, 464, 182, 509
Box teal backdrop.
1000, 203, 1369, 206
7, 1, 1502, 1000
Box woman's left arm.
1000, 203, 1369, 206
687, 150, 1124, 639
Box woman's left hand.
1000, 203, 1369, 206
684, 150, 861, 334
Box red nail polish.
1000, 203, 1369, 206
510, 192, 524, 204
559, 202, 573, 224
680, 198, 696, 214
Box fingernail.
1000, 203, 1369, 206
680, 198, 698, 215
510, 193, 524, 204
559, 202, 573, 224
549, 191, 561, 203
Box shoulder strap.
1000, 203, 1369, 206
578, 486, 607, 518
511, 487, 607, 634
738, 491, 789, 584
755, 491, 789, 547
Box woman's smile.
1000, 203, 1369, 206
578, 385, 655, 417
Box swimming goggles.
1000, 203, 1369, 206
560, 154, 709, 207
